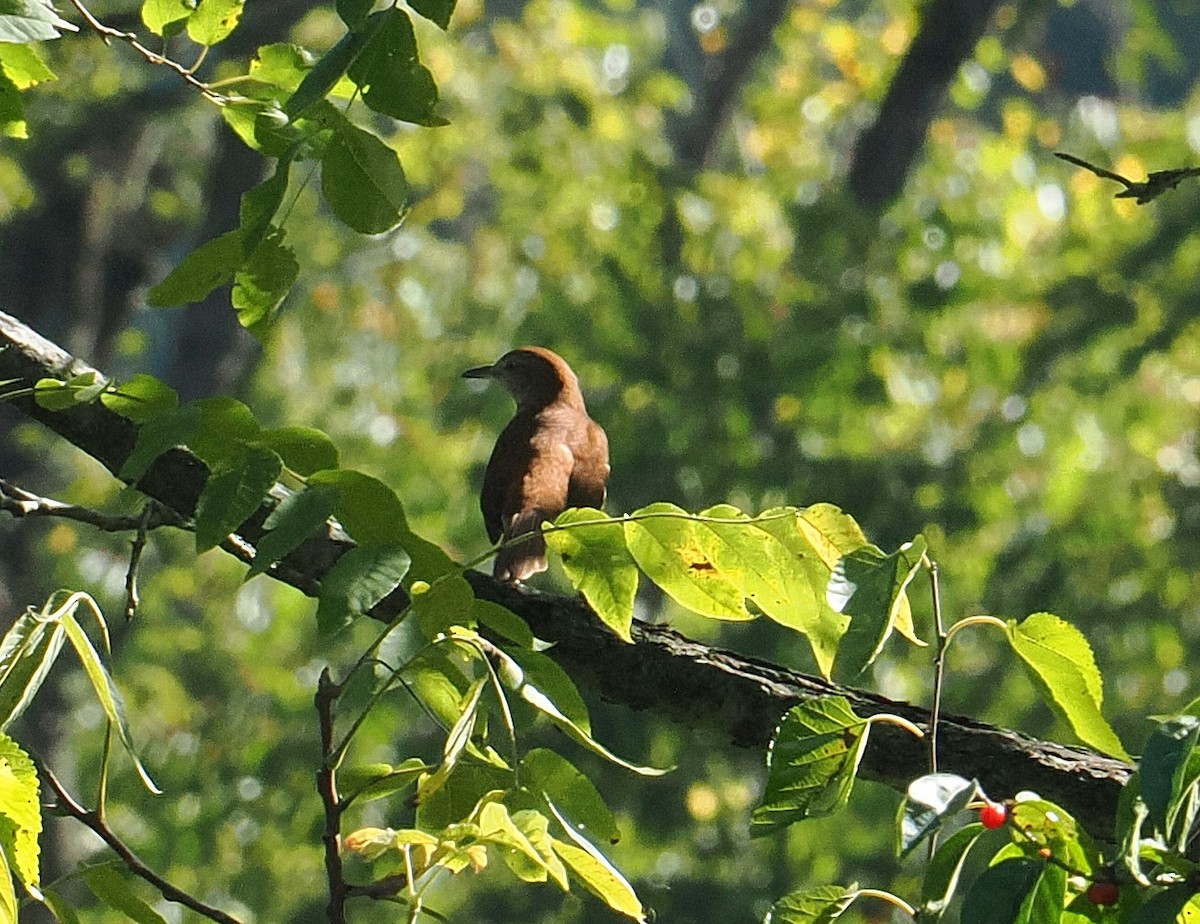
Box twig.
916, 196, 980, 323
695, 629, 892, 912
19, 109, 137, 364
1055, 151, 1200, 205
39, 762, 244, 924
67, 0, 227, 104
0, 478, 188, 532
123, 504, 154, 620
316, 668, 348, 924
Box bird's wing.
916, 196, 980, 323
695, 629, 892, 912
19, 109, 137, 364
491, 440, 576, 582
566, 419, 610, 510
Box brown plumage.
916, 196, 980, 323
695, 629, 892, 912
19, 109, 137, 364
463, 347, 610, 583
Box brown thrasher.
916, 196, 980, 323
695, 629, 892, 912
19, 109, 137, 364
463, 347, 610, 582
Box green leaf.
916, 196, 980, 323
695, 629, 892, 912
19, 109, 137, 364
479, 800, 558, 884
33, 372, 106, 410
232, 228, 299, 336
321, 119, 410, 234
493, 647, 666, 776
250, 484, 337, 575
0, 734, 39, 895
255, 427, 338, 476
1140, 716, 1200, 836
751, 696, 869, 835
624, 502, 752, 620
340, 757, 427, 805
414, 676, 486, 803
284, 26, 372, 117
1008, 799, 1095, 876
1006, 612, 1130, 760
508, 808, 569, 889
1127, 885, 1193, 922
189, 395, 261, 466
410, 574, 475, 639
308, 469, 409, 543
186, 0, 242, 45
346, 9, 445, 126
520, 748, 620, 845
409, 0, 455, 29
0, 847, 15, 924
147, 228, 245, 307
829, 535, 926, 681
415, 763, 511, 831
140, 0, 191, 37
0, 607, 65, 730
748, 507, 851, 678
960, 858, 1042, 924
239, 155, 294, 253
0, 43, 54, 88
0, 0, 78, 42
547, 801, 646, 922
765, 884, 857, 923
119, 404, 201, 482
315, 542, 411, 632
336, 0, 373, 28
42, 888, 82, 924
60, 610, 159, 793
81, 864, 167, 924
0, 68, 21, 138
898, 773, 978, 857
920, 823, 986, 919
473, 600, 534, 648
194, 446, 283, 552
100, 374, 178, 424
546, 508, 638, 642
502, 646, 591, 733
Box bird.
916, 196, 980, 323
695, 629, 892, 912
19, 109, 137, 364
463, 346, 609, 583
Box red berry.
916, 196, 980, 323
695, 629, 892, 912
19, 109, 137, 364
1086, 881, 1120, 906
979, 803, 1007, 829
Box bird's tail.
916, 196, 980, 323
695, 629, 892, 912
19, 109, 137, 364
494, 510, 549, 583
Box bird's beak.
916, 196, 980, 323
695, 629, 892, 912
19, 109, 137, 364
462, 364, 495, 380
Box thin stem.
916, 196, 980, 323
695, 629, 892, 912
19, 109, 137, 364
855, 888, 917, 919
67, 0, 227, 103
316, 668, 348, 924
40, 763, 243, 924
124, 503, 154, 620
0, 479, 188, 532
928, 558, 945, 777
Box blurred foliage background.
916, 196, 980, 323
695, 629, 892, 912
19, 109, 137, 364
2, 0, 1200, 920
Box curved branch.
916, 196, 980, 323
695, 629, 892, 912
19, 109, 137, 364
0, 309, 1130, 840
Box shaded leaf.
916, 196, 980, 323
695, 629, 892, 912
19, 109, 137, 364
232, 228, 299, 336
81, 864, 166, 924
898, 773, 978, 857
194, 446, 283, 552
409, 0, 455, 29
321, 119, 410, 234
0, 607, 65, 730
100, 374, 178, 424
751, 696, 869, 835
346, 9, 445, 126
341, 757, 427, 805
255, 426, 338, 476
1140, 716, 1200, 836
315, 541, 411, 632
0, 0, 78, 41
765, 884, 857, 923
920, 823, 986, 919
250, 484, 338, 575
960, 857, 1042, 924
147, 229, 244, 307
284, 24, 374, 117
520, 748, 620, 845
309, 468, 409, 543
829, 535, 926, 681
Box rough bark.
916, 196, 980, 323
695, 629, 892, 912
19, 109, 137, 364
0, 309, 1131, 839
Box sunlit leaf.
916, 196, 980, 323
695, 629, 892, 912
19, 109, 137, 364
308, 469, 409, 543
140, 0, 191, 37
341, 757, 428, 805
186, 0, 243, 46
520, 748, 620, 845
1007, 612, 1129, 759
547, 800, 646, 922
232, 228, 299, 336
0, 733, 39, 894
0, 43, 54, 88
60, 611, 160, 793
147, 229, 245, 307
415, 677, 486, 803
255, 426, 338, 476
0, 607, 65, 730
100, 374, 178, 424
547, 507, 638, 642
624, 502, 751, 620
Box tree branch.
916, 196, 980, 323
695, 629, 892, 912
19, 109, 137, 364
0, 309, 1130, 840
40, 761, 244, 924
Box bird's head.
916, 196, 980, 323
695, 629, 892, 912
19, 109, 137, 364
463, 347, 582, 410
